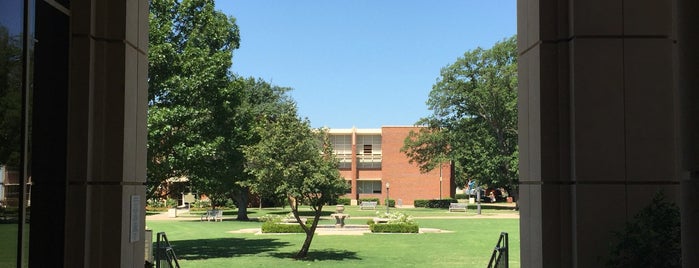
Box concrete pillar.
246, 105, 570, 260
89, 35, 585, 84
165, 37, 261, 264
678, 0, 699, 267
64, 0, 149, 267
518, 0, 679, 267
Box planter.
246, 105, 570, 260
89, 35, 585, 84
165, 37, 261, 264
336, 204, 345, 213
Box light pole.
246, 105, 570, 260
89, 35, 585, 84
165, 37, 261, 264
439, 164, 442, 200
385, 182, 390, 214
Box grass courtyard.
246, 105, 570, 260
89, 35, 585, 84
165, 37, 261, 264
147, 205, 520, 267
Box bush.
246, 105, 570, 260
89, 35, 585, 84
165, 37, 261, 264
370, 223, 419, 233
386, 199, 395, 207
192, 199, 211, 208
413, 198, 458, 208
336, 198, 351, 205
261, 219, 315, 233
455, 194, 469, 199
606, 192, 681, 267
359, 197, 380, 205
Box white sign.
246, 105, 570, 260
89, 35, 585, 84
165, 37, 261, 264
130, 195, 141, 242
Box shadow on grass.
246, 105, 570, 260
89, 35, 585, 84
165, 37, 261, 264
470, 204, 518, 211
167, 237, 291, 260
267, 210, 334, 217
269, 249, 362, 261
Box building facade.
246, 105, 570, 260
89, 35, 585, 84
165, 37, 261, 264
329, 127, 454, 206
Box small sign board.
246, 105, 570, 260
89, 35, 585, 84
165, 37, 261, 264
183, 193, 195, 204
130, 195, 141, 242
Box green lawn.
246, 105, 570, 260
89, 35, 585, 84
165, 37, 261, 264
146, 213, 519, 267
166, 203, 518, 220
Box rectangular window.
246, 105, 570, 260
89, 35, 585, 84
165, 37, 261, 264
330, 134, 352, 169
357, 180, 382, 194
357, 135, 381, 169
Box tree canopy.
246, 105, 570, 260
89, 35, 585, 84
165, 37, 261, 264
243, 109, 348, 258
147, 0, 240, 200
402, 35, 518, 194
148, 0, 301, 221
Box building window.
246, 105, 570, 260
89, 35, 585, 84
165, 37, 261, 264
357, 180, 382, 194
330, 134, 352, 169
357, 135, 381, 169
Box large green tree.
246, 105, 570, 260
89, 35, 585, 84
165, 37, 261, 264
0, 26, 22, 168
192, 77, 295, 220
147, 0, 240, 199
243, 110, 348, 259
402, 36, 518, 197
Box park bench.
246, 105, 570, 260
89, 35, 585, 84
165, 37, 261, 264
282, 217, 307, 224
449, 203, 467, 212
200, 209, 223, 222
372, 217, 389, 224
359, 201, 378, 210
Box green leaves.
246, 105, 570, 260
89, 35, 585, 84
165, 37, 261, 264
147, 0, 241, 199
243, 111, 348, 208
402, 35, 518, 192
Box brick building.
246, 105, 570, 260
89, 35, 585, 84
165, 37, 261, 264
329, 127, 454, 206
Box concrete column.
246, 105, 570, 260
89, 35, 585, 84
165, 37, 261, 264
65, 0, 148, 267
678, 0, 699, 267
518, 0, 678, 267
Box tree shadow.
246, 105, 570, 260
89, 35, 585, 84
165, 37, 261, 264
267, 210, 333, 217
269, 249, 362, 261
164, 237, 291, 260
473, 204, 517, 211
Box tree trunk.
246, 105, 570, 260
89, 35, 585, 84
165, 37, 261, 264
234, 188, 249, 221
294, 207, 322, 259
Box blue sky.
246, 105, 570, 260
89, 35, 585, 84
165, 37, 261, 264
216, 1, 516, 128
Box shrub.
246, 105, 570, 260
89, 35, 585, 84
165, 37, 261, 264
375, 211, 416, 224
261, 219, 316, 233
455, 194, 469, 199
192, 199, 211, 208
261, 222, 305, 233
413, 198, 457, 208
606, 192, 681, 267
336, 198, 351, 205
360, 197, 380, 205
386, 198, 395, 207
370, 223, 419, 233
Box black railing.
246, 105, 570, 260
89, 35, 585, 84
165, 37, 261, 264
487, 232, 508, 268
156, 232, 180, 268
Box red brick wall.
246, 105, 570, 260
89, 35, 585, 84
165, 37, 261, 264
337, 127, 453, 205
380, 127, 452, 205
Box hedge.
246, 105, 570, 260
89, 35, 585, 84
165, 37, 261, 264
455, 194, 469, 199
413, 198, 458, 208
335, 198, 351, 205
359, 197, 381, 205
369, 223, 419, 233
261, 219, 316, 233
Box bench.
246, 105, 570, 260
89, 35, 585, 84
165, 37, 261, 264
200, 209, 223, 222
372, 217, 389, 224
282, 217, 307, 225
449, 203, 467, 212
359, 201, 378, 210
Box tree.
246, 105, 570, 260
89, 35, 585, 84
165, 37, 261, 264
0, 26, 22, 168
243, 110, 349, 259
147, 0, 240, 200
192, 77, 295, 220
402, 36, 518, 197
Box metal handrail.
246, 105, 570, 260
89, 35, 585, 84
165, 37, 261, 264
487, 232, 509, 268
156, 232, 180, 268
